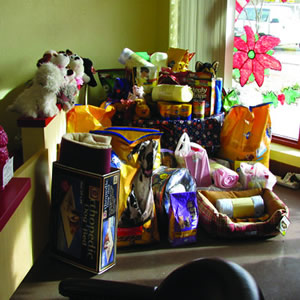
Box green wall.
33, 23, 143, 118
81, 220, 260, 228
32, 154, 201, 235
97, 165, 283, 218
0, 0, 170, 154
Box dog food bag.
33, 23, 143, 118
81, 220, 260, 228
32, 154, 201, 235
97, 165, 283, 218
91, 127, 162, 247
218, 103, 272, 168
152, 166, 196, 236
169, 192, 199, 247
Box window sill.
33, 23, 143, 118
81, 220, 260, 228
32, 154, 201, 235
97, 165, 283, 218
270, 143, 300, 168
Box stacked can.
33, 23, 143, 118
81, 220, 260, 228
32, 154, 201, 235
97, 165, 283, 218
192, 99, 205, 119
215, 77, 223, 115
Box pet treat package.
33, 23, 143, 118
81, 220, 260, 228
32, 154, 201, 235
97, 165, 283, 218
186, 72, 216, 117
152, 166, 196, 236
168, 192, 199, 247
91, 127, 162, 247
134, 66, 158, 94
50, 162, 120, 274
97, 68, 131, 101
218, 103, 272, 168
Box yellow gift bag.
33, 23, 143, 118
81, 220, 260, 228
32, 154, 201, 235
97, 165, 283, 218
218, 103, 272, 168
91, 127, 162, 247
66, 104, 115, 133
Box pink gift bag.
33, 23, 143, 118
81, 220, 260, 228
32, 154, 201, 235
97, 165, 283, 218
175, 133, 212, 187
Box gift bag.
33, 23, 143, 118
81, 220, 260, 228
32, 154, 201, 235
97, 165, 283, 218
174, 133, 212, 187
218, 103, 272, 168
66, 104, 115, 133
91, 127, 162, 247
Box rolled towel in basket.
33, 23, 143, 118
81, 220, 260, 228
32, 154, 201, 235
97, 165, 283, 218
210, 160, 239, 189
216, 195, 264, 219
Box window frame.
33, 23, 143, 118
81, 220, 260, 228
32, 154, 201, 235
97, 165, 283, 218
272, 131, 300, 149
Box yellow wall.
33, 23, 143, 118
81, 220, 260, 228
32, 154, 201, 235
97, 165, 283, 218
0, 0, 170, 154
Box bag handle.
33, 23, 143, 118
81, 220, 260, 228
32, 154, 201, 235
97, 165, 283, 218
190, 142, 206, 153
175, 132, 191, 156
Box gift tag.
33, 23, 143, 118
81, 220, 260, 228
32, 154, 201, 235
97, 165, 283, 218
277, 216, 290, 236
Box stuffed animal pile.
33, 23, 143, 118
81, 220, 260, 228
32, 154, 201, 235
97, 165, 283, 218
8, 49, 97, 118
0, 125, 9, 165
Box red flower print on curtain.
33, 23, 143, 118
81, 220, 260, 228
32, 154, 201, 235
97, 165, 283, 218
233, 25, 282, 87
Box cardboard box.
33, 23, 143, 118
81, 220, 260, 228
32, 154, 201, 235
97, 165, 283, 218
50, 162, 120, 274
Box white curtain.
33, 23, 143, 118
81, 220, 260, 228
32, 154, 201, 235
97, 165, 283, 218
170, 0, 236, 88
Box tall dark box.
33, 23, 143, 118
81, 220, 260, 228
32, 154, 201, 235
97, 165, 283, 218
187, 72, 216, 117
50, 162, 120, 274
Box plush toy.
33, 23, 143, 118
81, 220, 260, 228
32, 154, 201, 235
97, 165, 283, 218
195, 61, 219, 77
134, 98, 151, 120
83, 57, 97, 87
66, 49, 87, 89
0, 125, 9, 164
128, 85, 145, 100
110, 77, 131, 102
37, 50, 70, 77
8, 62, 66, 118
36, 49, 58, 67
57, 69, 78, 112
111, 99, 135, 125
51, 51, 70, 74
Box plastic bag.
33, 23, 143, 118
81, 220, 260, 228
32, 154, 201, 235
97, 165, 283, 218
222, 89, 240, 112
209, 159, 239, 189
218, 103, 272, 168
174, 133, 212, 187
239, 162, 277, 190
66, 104, 115, 133
91, 127, 163, 247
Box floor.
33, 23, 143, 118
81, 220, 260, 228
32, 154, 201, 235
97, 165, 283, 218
10, 184, 300, 300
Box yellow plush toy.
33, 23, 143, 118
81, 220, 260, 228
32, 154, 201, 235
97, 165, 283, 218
134, 99, 150, 120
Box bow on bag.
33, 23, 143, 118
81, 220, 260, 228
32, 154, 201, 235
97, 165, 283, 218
174, 132, 212, 187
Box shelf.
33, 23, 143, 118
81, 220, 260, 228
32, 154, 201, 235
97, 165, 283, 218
0, 177, 31, 232
17, 115, 56, 128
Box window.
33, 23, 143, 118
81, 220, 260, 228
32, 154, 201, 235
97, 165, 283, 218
234, 0, 300, 149
171, 0, 300, 149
